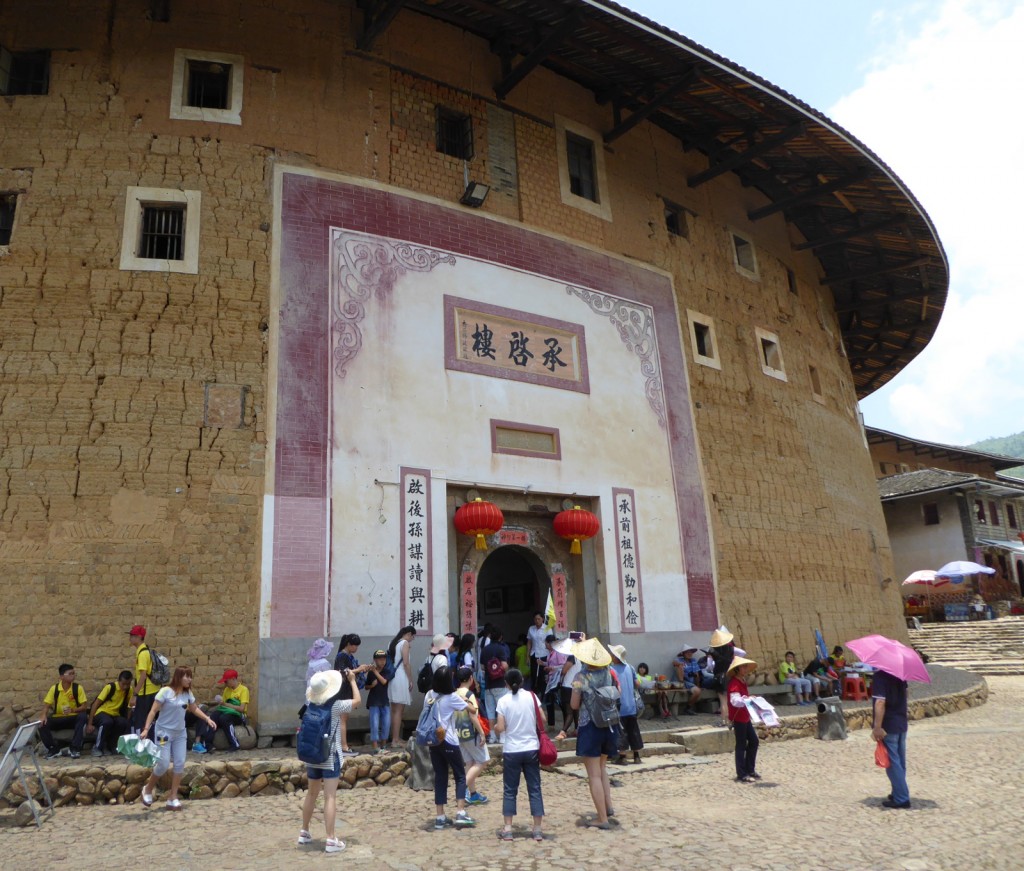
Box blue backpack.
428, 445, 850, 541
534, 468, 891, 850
297, 701, 335, 764
414, 695, 446, 747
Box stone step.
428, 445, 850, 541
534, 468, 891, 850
551, 740, 688, 766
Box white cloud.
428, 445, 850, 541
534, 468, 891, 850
834, 0, 1024, 444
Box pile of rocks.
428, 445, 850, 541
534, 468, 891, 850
1, 752, 411, 813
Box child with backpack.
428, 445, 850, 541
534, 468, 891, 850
364, 650, 392, 752
421, 666, 477, 830
297, 669, 361, 854
570, 638, 621, 830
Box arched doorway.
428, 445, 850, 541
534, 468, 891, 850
476, 545, 548, 643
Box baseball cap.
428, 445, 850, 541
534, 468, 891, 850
128, 625, 146, 638
217, 668, 239, 684
373, 649, 387, 658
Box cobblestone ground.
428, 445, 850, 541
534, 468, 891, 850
4, 676, 1022, 870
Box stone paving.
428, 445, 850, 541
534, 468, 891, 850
3, 675, 1023, 870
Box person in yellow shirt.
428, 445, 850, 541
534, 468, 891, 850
778, 651, 813, 706
39, 663, 89, 758
87, 670, 133, 757
193, 669, 250, 753
129, 625, 160, 734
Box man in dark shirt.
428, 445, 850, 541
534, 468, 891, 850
479, 629, 510, 744
870, 669, 911, 809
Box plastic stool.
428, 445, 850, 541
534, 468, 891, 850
842, 675, 868, 701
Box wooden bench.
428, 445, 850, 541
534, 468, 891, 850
642, 682, 797, 719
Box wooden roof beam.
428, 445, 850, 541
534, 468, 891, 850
834, 286, 940, 314
794, 215, 905, 251
358, 0, 408, 51
748, 168, 869, 221
823, 255, 936, 288
494, 11, 582, 100
687, 122, 804, 188
604, 68, 697, 143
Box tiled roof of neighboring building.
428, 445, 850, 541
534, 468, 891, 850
866, 427, 1023, 471
878, 468, 978, 499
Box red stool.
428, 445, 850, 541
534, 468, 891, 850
842, 675, 868, 701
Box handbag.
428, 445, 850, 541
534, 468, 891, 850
874, 740, 890, 769
532, 692, 558, 766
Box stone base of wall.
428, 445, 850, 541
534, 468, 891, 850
1, 752, 410, 811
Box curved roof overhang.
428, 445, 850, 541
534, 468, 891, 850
354, 0, 948, 397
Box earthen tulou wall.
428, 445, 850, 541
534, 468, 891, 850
0, 0, 906, 720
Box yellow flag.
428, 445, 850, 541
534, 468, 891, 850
545, 589, 557, 631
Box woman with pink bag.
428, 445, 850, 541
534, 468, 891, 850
494, 668, 546, 842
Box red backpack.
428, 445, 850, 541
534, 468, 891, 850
486, 657, 506, 681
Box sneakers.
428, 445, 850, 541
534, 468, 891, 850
881, 798, 912, 809
91, 747, 104, 758
325, 837, 346, 853
434, 816, 453, 830
166, 798, 182, 810
466, 791, 488, 804
45, 748, 62, 759
192, 742, 207, 754
141, 786, 154, 807
68, 750, 81, 758
454, 811, 476, 828
297, 830, 312, 845
341, 748, 358, 757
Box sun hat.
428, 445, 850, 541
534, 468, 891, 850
678, 645, 698, 656
306, 670, 343, 704
573, 637, 612, 668
608, 644, 627, 663
217, 668, 239, 684
307, 638, 333, 661
552, 637, 574, 655
709, 626, 734, 647
128, 625, 146, 639
727, 656, 757, 674
430, 633, 453, 653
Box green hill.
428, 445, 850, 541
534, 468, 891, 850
969, 431, 1024, 479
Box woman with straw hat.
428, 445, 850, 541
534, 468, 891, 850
297, 669, 361, 854
709, 626, 744, 727
725, 657, 761, 783
570, 637, 619, 829
608, 644, 643, 765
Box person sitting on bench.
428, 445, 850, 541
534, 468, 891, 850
39, 663, 89, 758
193, 669, 249, 753
87, 670, 133, 756
672, 647, 703, 715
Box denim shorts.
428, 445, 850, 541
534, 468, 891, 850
575, 721, 618, 758
307, 752, 342, 780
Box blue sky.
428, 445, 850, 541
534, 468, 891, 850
620, 1, 1024, 448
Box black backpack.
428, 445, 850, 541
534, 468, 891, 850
101, 682, 131, 717
416, 656, 434, 693
50, 682, 81, 715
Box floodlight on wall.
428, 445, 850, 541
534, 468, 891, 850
460, 181, 489, 207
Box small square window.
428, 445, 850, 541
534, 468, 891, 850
566, 133, 597, 202
922, 503, 939, 526
686, 310, 720, 370
0, 193, 17, 245
754, 326, 786, 381
1008, 504, 1018, 529
988, 501, 1000, 526
170, 49, 244, 125
435, 107, 473, 160
120, 186, 201, 274
731, 230, 758, 278
0, 47, 50, 96
664, 200, 688, 238
808, 364, 823, 401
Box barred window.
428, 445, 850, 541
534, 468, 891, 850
186, 59, 230, 109
435, 108, 473, 160
0, 193, 16, 245
566, 133, 597, 202
0, 48, 50, 96
139, 205, 185, 260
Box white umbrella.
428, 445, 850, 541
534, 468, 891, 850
936, 560, 996, 577
902, 570, 943, 586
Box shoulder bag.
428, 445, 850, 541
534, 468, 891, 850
532, 692, 558, 766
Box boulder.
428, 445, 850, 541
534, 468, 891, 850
221, 783, 241, 798
124, 784, 142, 803
375, 771, 392, 785
250, 773, 269, 794
257, 736, 273, 749
76, 778, 96, 795
191, 786, 214, 800
126, 765, 149, 784
106, 779, 123, 793
75, 793, 95, 805
213, 777, 229, 795
251, 761, 278, 775
14, 800, 40, 827
225, 760, 251, 778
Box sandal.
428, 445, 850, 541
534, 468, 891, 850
499, 828, 514, 842
532, 829, 544, 842
585, 819, 612, 830
141, 786, 154, 807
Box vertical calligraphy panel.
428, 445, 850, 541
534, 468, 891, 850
551, 572, 568, 633
461, 570, 477, 636
401, 467, 432, 634
613, 488, 645, 633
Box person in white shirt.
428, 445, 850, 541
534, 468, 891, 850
526, 612, 549, 691
495, 668, 545, 842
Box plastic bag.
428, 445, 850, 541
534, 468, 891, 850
117, 733, 162, 768
874, 740, 890, 769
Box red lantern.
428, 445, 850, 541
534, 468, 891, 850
553, 505, 600, 555
454, 498, 504, 550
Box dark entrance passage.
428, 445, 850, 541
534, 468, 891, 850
476, 545, 548, 644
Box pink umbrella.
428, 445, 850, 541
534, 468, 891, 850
846, 634, 931, 684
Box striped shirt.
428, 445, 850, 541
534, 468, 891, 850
306, 699, 354, 771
